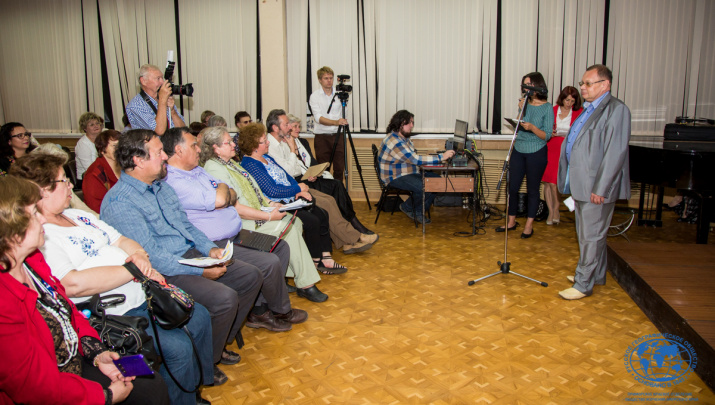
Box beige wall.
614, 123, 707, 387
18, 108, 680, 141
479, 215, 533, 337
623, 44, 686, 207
258, 0, 288, 120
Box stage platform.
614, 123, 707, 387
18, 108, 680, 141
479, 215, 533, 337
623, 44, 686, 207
608, 242, 715, 390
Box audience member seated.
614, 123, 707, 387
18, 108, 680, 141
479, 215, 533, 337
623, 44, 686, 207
11, 153, 212, 405
240, 122, 378, 257
225, 123, 348, 273
284, 113, 374, 234
82, 130, 122, 213
121, 114, 132, 133
0, 175, 170, 405
542, 85, 582, 225
189, 121, 207, 136
198, 126, 333, 299
75, 112, 104, 184
207, 115, 227, 128
161, 127, 319, 304
201, 110, 215, 126
31, 143, 97, 216
0, 121, 36, 175
233, 110, 252, 158
100, 129, 306, 384
378, 110, 455, 224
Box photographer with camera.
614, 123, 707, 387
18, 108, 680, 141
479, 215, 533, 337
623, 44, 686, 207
308, 66, 349, 182
126, 64, 186, 135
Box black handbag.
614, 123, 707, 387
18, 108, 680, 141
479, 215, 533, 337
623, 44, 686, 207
122, 262, 203, 393
82, 294, 162, 371
123, 262, 194, 330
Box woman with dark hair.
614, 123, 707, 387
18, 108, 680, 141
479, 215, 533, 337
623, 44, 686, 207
0, 175, 170, 405
542, 86, 583, 225
82, 129, 122, 213
11, 153, 214, 405
496, 72, 554, 238
0, 121, 36, 175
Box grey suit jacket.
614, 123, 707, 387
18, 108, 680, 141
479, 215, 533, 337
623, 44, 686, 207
557, 93, 631, 203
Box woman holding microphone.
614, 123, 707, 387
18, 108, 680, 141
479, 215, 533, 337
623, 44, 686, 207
496, 72, 554, 238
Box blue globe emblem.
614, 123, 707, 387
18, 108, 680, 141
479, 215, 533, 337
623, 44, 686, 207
626, 337, 694, 383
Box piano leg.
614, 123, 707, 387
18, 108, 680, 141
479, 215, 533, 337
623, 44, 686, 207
695, 194, 713, 244
637, 183, 664, 227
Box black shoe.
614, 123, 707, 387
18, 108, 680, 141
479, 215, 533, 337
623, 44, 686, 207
350, 216, 374, 235
213, 365, 228, 386
285, 280, 297, 293
220, 348, 241, 365
197, 393, 212, 405
297, 285, 329, 302
521, 229, 534, 239
495, 222, 519, 232
246, 310, 292, 332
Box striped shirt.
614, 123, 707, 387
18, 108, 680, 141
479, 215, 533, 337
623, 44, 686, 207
378, 132, 442, 184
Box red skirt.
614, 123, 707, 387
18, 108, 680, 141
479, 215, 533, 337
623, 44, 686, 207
542, 136, 564, 184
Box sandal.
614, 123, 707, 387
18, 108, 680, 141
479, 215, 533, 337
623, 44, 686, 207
314, 256, 348, 275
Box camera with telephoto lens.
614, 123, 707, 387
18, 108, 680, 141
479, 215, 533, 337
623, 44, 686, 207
164, 61, 194, 97
336, 74, 351, 101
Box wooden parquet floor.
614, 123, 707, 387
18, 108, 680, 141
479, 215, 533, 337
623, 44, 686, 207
202, 204, 715, 404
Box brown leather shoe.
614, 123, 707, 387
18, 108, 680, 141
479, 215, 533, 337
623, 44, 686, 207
273, 308, 308, 324
246, 310, 292, 332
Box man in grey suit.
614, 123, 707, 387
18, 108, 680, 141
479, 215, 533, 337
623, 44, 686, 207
557, 64, 631, 300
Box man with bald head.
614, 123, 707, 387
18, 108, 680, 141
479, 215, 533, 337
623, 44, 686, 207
126, 64, 186, 135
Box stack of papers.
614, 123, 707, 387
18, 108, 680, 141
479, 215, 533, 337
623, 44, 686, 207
178, 240, 233, 267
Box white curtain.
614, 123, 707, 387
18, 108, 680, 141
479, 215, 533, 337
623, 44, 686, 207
287, 0, 498, 134
607, 0, 703, 135
177, 0, 258, 129
0, 0, 89, 132
98, 0, 177, 130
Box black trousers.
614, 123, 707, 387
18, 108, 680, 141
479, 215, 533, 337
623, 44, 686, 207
508, 147, 548, 218
81, 357, 170, 405
295, 205, 332, 257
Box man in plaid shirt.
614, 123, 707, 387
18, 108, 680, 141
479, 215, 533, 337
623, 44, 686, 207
377, 110, 455, 224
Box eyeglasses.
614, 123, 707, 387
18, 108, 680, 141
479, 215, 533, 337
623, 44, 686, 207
220, 141, 234, 146
579, 79, 605, 87
51, 179, 72, 186
11, 132, 31, 139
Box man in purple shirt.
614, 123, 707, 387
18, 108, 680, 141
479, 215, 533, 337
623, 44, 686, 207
162, 127, 308, 330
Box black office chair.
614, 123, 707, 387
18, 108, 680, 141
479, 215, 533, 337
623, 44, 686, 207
371, 144, 418, 227
64, 159, 82, 192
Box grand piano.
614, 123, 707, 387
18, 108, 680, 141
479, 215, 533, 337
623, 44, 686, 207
629, 123, 715, 244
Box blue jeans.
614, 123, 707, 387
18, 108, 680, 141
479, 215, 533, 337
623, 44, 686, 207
125, 302, 213, 405
389, 172, 439, 218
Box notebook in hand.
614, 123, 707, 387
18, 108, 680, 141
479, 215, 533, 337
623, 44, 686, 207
235, 229, 279, 252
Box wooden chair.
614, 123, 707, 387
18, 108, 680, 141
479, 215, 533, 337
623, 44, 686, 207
371, 144, 418, 227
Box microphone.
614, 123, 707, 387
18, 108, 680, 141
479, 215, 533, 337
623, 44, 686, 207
521, 84, 548, 96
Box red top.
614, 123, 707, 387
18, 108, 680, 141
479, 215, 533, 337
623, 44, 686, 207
82, 156, 119, 213
0, 250, 105, 405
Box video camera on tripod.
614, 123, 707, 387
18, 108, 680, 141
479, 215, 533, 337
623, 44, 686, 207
336, 75, 352, 101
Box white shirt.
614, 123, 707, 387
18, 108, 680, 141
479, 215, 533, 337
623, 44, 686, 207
40, 209, 145, 316
74, 135, 98, 179
555, 108, 573, 136
266, 133, 306, 177
309, 87, 344, 134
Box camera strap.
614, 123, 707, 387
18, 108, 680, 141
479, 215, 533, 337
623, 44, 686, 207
326, 92, 338, 115
140, 90, 158, 115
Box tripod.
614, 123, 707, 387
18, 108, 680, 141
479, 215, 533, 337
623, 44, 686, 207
328, 97, 371, 208
468, 89, 547, 287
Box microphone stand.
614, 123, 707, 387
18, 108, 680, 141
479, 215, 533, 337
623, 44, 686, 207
468, 90, 548, 288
